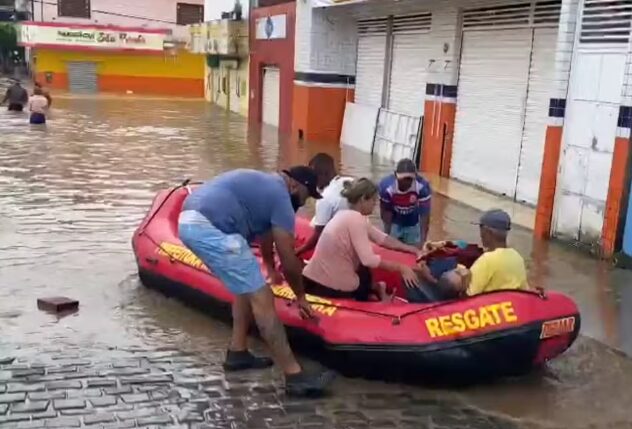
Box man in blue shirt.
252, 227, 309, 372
379, 158, 432, 246
178, 167, 333, 396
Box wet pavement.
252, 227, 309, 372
1, 96, 632, 428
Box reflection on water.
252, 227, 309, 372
1, 96, 631, 427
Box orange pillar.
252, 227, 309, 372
534, 126, 564, 239
534, 98, 566, 239
602, 136, 631, 257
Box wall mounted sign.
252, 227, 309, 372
255, 14, 286, 40
18, 21, 170, 53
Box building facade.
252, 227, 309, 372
21, 0, 206, 96
249, 0, 296, 132
189, 0, 249, 116
294, 0, 632, 257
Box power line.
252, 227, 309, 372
31, 0, 183, 26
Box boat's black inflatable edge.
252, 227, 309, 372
137, 269, 580, 381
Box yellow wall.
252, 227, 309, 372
35, 49, 204, 79
205, 59, 249, 117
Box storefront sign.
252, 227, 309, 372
255, 15, 286, 40
18, 22, 169, 52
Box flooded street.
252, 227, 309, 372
1, 97, 632, 428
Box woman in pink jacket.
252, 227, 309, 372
302, 178, 421, 301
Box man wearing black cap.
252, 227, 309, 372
378, 158, 432, 246
178, 167, 333, 396
458, 209, 528, 296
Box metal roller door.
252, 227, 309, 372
515, 27, 558, 204
387, 13, 432, 116
354, 18, 387, 107
229, 69, 241, 114
262, 67, 280, 127
67, 62, 98, 94
452, 29, 532, 196
451, 1, 561, 200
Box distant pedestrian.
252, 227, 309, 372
28, 87, 49, 125
34, 81, 52, 107
1, 80, 28, 112
379, 158, 432, 246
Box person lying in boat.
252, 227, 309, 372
302, 178, 422, 302
296, 153, 353, 257
410, 209, 528, 301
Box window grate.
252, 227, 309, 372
358, 17, 388, 34
177, 2, 204, 26
580, 0, 632, 44
392, 13, 432, 34
463, 0, 561, 29
534, 0, 563, 25
463, 3, 531, 29
58, 0, 90, 19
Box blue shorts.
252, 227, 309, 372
30, 113, 46, 124
178, 213, 266, 295
390, 224, 423, 246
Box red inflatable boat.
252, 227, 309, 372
132, 183, 580, 380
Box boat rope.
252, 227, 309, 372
142, 231, 400, 320
138, 182, 547, 324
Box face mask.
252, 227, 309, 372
290, 193, 303, 212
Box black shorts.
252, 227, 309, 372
8, 103, 24, 112
303, 266, 373, 302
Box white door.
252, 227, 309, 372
554, 51, 627, 240
387, 14, 431, 116
67, 62, 98, 94
452, 29, 532, 197
229, 69, 241, 114
515, 27, 558, 204
355, 20, 387, 107
262, 67, 280, 127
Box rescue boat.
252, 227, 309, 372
132, 183, 581, 380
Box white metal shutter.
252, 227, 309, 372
387, 13, 431, 116
262, 67, 280, 127
229, 69, 241, 114
355, 18, 387, 107
515, 27, 557, 204
66, 62, 97, 94
451, 29, 532, 197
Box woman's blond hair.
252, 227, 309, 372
340, 178, 378, 204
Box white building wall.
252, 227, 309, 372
294, 0, 356, 75
294, 0, 314, 72
552, 0, 631, 244
550, 0, 579, 101
32, 0, 205, 40
621, 47, 632, 109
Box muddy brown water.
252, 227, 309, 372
1, 97, 631, 428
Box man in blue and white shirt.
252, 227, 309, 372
378, 158, 432, 246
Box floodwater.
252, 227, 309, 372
1, 96, 631, 428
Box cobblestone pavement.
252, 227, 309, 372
0, 348, 532, 429
2, 98, 632, 429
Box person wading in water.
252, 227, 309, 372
2, 80, 28, 112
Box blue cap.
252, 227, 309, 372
475, 209, 511, 231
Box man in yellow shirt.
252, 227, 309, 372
461, 209, 528, 295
